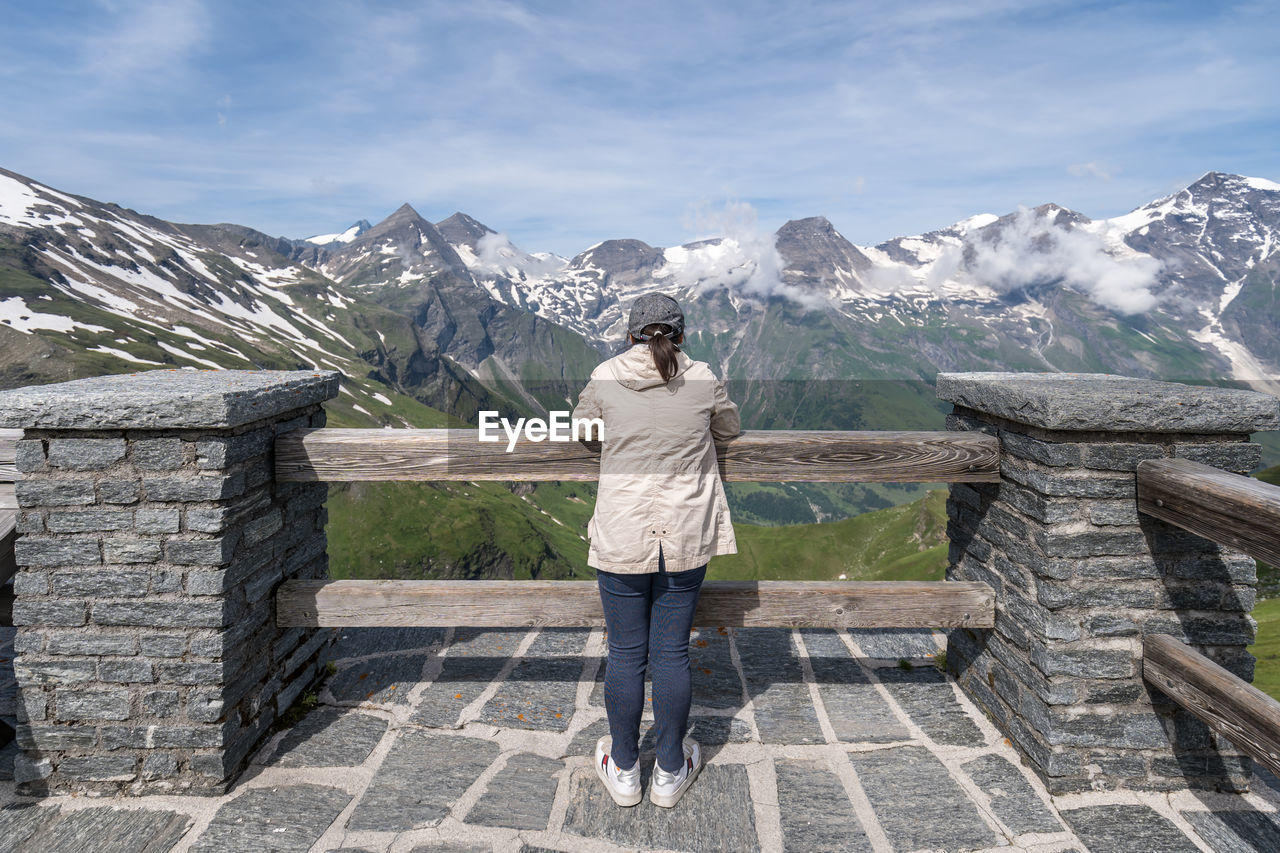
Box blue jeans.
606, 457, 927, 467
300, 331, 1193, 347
596, 549, 707, 774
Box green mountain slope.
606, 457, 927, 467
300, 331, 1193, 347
325, 479, 949, 583
708, 489, 949, 581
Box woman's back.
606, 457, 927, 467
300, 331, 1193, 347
588, 345, 735, 474
572, 342, 739, 574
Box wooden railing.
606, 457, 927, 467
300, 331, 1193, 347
279, 579, 996, 629
273, 428, 1001, 629
1137, 458, 1280, 777
275, 428, 1002, 483
1137, 458, 1280, 568
1143, 634, 1280, 777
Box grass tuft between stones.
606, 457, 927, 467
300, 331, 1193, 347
272, 663, 333, 737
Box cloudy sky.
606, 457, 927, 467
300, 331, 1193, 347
2, 1, 1278, 256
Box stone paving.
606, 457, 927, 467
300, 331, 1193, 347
3, 623, 1280, 852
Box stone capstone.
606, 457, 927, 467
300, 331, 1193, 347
0, 369, 340, 429
936, 372, 1280, 433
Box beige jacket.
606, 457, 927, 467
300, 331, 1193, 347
572, 345, 740, 573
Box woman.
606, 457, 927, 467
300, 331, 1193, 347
571, 292, 741, 808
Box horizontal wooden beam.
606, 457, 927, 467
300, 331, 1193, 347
276, 579, 995, 629
0, 429, 19, 484
1143, 633, 1280, 779
1137, 458, 1280, 567
275, 428, 1001, 484
0, 429, 20, 461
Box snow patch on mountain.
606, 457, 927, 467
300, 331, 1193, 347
305, 221, 370, 246
0, 295, 110, 334
0, 173, 84, 229
87, 345, 165, 365
1244, 176, 1280, 193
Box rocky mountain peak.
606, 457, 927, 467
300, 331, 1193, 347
775, 215, 872, 279
569, 239, 664, 275
435, 212, 496, 250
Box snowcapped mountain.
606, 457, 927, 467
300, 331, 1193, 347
383, 171, 1279, 397
3, 165, 1279, 428
304, 220, 371, 249
0, 167, 576, 427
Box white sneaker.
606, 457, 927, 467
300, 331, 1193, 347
649, 738, 702, 808
593, 736, 642, 807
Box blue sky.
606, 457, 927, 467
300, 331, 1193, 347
2, 0, 1278, 256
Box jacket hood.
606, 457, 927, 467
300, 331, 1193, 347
606, 344, 696, 390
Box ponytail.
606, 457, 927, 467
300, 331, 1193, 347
635, 323, 681, 383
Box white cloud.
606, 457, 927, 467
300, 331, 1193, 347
940, 207, 1162, 314
1069, 162, 1115, 180
662, 202, 827, 309
81, 0, 210, 80
475, 231, 565, 278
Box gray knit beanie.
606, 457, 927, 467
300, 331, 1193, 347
627, 293, 685, 340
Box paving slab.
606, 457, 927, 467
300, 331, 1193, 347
846, 627, 943, 660
327, 653, 434, 706
846, 745, 999, 851
961, 752, 1063, 835
562, 763, 759, 852
873, 665, 986, 746
191, 784, 351, 853
346, 730, 500, 832
735, 629, 824, 744
0, 803, 61, 852
465, 752, 562, 830
1059, 804, 1201, 853
690, 627, 745, 710
567, 715, 753, 759
1182, 808, 1280, 853
775, 758, 872, 852
802, 630, 909, 743
38, 806, 191, 853
408, 844, 492, 852
412, 628, 526, 728
329, 627, 447, 661
1250, 758, 1280, 794
478, 630, 588, 731
266, 707, 388, 768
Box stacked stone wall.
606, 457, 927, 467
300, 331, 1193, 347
941, 374, 1279, 795
0, 370, 338, 794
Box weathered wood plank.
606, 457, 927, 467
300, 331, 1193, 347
276, 579, 995, 629
0, 429, 21, 465
1137, 457, 1280, 567
1143, 633, 1280, 779
275, 428, 1001, 483
0, 483, 14, 511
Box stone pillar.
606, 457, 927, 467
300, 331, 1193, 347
0, 369, 339, 795
940, 372, 1280, 795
